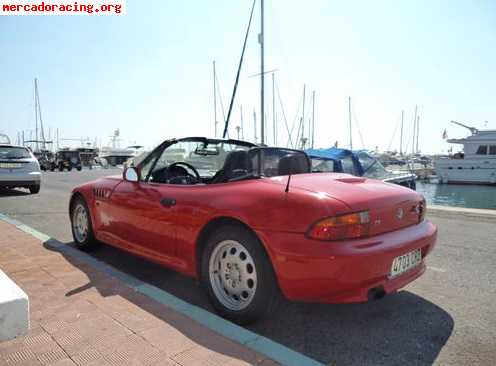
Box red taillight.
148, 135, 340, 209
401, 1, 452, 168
307, 211, 370, 241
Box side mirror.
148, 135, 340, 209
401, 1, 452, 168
123, 167, 139, 182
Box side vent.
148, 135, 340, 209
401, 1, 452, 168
93, 188, 111, 200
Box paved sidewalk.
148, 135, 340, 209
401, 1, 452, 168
0, 221, 278, 366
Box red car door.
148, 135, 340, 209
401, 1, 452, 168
107, 179, 180, 266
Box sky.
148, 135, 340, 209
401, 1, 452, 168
1, 0, 495, 154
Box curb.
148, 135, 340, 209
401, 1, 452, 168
428, 205, 496, 218
0, 213, 323, 366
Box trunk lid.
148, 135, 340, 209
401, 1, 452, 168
282, 173, 423, 235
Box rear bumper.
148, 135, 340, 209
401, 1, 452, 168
0, 171, 41, 187
256, 220, 437, 303
0, 180, 39, 187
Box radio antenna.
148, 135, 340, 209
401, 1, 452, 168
285, 174, 291, 193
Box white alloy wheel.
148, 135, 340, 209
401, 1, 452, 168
208, 240, 257, 311
72, 204, 89, 243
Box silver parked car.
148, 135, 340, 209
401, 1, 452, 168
0, 144, 41, 194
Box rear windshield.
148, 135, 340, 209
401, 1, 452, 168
0, 146, 31, 159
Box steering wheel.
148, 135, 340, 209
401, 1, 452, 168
167, 162, 201, 182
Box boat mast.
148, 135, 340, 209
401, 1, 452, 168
222, 0, 256, 139
348, 96, 352, 150
311, 90, 315, 148
272, 72, 276, 145
416, 115, 420, 153
240, 105, 244, 140
253, 109, 257, 143
301, 84, 306, 147
35, 78, 46, 151
400, 110, 404, 155
34, 79, 38, 152
213, 61, 218, 137
412, 105, 417, 155
260, 0, 265, 145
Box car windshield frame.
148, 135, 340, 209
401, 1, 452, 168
138, 137, 256, 182
137, 137, 311, 184
0, 146, 31, 159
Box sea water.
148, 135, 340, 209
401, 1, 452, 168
416, 182, 496, 210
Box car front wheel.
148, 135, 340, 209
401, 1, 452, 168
70, 196, 99, 251
201, 225, 279, 324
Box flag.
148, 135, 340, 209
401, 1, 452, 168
442, 129, 448, 139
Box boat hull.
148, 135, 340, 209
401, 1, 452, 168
434, 159, 496, 185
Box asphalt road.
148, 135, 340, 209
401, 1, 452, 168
1, 170, 495, 365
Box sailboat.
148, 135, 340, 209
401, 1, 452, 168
25, 78, 55, 170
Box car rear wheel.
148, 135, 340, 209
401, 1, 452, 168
29, 184, 40, 194
70, 196, 99, 251
201, 225, 279, 324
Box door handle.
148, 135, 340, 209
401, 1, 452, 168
160, 197, 176, 207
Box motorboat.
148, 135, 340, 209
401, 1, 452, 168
306, 148, 417, 190
435, 121, 496, 185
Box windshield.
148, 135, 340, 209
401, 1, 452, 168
159, 140, 250, 178
309, 156, 357, 175
311, 158, 336, 172
140, 138, 310, 185
0, 146, 31, 159
356, 151, 388, 179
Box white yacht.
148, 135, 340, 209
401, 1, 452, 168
98, 145, 143, 167
97, 129, 144, 167
435, 121, 496, 185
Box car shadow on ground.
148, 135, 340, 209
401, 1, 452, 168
0, 188, 30, 196
53, 240, 454, 366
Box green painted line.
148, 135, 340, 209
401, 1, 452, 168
0, 214, 324, 366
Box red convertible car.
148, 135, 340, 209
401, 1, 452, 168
69, 137, 437, 324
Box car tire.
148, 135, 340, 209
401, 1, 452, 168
201, 224, 280, 324
77, 166, 82, 171
58, 165, 64, 172
70, 196, 99, 251
68, 167, 72, 172
29, 184, 40, 194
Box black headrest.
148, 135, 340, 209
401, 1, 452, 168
278, 153, 310, 176
223, 150, 252, 179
